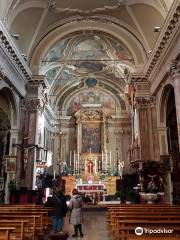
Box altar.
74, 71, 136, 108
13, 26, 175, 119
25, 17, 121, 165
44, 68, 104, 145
76, 183, 105, 194
62, 108, 123, 198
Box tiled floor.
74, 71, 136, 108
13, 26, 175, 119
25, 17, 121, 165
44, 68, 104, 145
62, 210, 115, 240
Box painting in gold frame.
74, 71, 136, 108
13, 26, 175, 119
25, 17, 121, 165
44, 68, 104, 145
5, 156, 16, 173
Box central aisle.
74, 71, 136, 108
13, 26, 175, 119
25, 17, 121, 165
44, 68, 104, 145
63, 210, 115, 240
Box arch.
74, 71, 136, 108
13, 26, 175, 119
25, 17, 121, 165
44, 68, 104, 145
159, 84, 174, 125
60, 86, 123, 116
5, 0, 46, 27
128, 0, 167, 18
29, 19, 147, 71
0, 87, 18, 127
52, 78, 127, 113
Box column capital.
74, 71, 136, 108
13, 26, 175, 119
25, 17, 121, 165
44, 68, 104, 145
170, 59, 180, 77
135, 96, 156, 108
23, 98, 42, 111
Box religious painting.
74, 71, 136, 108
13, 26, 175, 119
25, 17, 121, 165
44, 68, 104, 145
5, 156, 16, 173
108, 36, 134, 63
67, 95, 81, 115
43, 38, 71, 63
82, 123, 101, 153
72, 37, 108, 73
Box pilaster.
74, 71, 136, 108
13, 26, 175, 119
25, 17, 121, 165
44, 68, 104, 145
170, 59, 180, 151
135, 95, 160, 162
16, 75, 46, 189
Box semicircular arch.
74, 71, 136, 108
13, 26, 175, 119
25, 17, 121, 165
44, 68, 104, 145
30, 19, 147, 71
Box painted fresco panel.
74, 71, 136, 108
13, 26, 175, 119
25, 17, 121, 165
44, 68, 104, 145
67, 90, 116, 115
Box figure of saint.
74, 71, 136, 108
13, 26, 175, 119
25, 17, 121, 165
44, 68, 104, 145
118, 160, 124, 178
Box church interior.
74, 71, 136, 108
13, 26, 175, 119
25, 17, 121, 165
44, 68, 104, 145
0, 0, 180, 239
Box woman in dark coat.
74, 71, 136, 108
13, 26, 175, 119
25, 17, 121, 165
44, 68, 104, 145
69, 189, 84, 237
52, 185, 67, 233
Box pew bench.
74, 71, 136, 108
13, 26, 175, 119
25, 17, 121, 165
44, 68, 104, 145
115, 219, 180, 240
0, 227, 16, 240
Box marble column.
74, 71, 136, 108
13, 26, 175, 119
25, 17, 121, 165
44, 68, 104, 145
171, 59, 180, 151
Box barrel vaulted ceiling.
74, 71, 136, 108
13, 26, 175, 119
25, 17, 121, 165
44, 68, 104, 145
0, 0, 174, 111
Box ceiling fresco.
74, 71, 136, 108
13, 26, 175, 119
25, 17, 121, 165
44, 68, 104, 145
43, 38, 71, 63
41, 32, 135, 91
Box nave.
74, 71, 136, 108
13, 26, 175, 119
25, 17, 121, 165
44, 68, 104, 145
62, 210, 115, 240
0, 203, 180, 240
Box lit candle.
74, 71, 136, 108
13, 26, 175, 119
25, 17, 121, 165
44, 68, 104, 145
53, 170, 56, 179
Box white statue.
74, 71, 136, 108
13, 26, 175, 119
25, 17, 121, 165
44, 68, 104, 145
118, 160, 124, 178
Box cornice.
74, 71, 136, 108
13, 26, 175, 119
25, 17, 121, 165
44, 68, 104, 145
130, 73, 148, 83
145, 1, 180, 79
0, 21, 32, 81
128, 1, 180, 84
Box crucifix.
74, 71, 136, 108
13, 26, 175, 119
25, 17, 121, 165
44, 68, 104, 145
13, 136, 38, 178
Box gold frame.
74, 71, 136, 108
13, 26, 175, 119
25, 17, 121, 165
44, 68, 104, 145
5, 156, 16, 173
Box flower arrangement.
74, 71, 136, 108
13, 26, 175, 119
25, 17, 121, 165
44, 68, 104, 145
8, 179, 16, 192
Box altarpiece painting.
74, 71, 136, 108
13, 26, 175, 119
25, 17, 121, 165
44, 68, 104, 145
82, 123, 101, 153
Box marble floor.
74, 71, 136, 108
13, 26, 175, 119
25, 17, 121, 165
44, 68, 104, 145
53, 210, 115, 240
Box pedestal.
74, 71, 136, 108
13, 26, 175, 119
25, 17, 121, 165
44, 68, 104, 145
139, 193, 158, 204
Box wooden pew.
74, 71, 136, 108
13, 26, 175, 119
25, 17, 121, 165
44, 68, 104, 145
106, 205, 180, 239
0, 227, 16, 240
0, 215, 41, 240
0, 207, 52, 235
0, 220, 30, 240
115, 219, 180, 240
0, 204, 52, 239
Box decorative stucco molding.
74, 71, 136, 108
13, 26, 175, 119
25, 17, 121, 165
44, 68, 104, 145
145, 2, 180, 79
0, 21, 32, 81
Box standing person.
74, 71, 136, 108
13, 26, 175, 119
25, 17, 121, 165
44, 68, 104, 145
52, 185, 67, 233
69, 189, 84, 237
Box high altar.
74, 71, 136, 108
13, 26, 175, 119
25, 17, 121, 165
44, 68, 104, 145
63, 108, 119, 196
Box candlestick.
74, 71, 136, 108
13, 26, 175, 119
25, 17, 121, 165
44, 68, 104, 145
70, 151, 72, 166
109, 150, 112, 165
102, 150, 104, 171
98, 160, 101, 172
106, 151, 108, 168
74, 151, 75, 172
77, 153, 80, 174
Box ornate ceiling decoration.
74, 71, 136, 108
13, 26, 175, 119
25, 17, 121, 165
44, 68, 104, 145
47, 0, 123, 14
